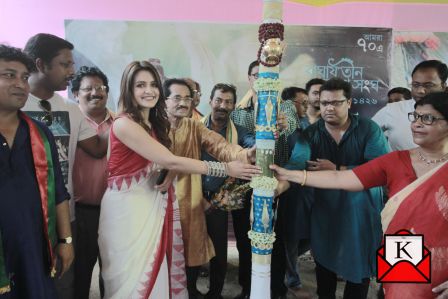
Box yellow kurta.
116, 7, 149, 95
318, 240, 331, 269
169, 118, 248, 266
190, 108, 203, 121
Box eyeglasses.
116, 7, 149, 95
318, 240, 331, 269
167, 95, 193, 103
409, 82, 440, 90
38, 100, 53, 127
408, 112, 445, 125
79, 85, 107, 93
250, 73, 259, 79
320, 99, 347, 107
213, 98, 234, 106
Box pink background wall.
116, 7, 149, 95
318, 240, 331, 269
2, 0, 448, 48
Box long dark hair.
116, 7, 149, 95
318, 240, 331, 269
118, 61, 171, 149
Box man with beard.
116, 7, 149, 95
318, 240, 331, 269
373, 60, 447, 150
304, 78, 325, 125
162, 78, 256, 299
70, 66, 113, 299
22, 33, 108, 299
200, 83, 254, 299
279, 78, 389, 299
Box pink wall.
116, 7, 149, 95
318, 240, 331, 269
2, 0, 448, 48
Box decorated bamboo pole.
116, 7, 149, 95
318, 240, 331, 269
249, 1, 285, 298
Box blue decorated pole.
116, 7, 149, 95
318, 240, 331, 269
249, 1, 285, 298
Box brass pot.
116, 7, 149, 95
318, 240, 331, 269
260, 38, 284, 66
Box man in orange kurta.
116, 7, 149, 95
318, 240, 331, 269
162, 78, 252, 299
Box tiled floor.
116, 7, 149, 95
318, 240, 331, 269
89, 248, 379, 299
90, 214, 379, 298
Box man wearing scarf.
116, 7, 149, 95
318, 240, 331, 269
201, 83, 254, 299
162, 78, 255, 299
0, 45, 72, 298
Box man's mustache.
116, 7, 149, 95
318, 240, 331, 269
90, 95, 104, 100
215, 109, 228, 114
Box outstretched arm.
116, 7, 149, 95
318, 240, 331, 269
200, 124, 250, 163
113, 117, 260, 179
270, 164, 364, 192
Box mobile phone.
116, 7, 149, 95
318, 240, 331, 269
156, 169, 169, 185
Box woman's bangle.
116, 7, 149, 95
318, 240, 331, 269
300, 169, 307, 186
204, 161, 228, 177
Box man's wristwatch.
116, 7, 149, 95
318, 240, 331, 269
58, 236, 73, 244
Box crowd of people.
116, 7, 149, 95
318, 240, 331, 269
0, 32, 448, 299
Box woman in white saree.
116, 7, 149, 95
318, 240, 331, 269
98, 61, 260, 299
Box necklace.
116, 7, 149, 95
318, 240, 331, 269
418, 151, 448, 165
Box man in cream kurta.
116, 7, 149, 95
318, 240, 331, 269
163, 78, 252, 299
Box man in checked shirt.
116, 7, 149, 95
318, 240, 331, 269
230, 60, 297, 167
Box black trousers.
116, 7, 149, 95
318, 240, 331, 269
270, 195, 288, 297
74, 204, 104, 299
186, 266, 201, 298
315, 262, 370, 299
205, 191, 252, 297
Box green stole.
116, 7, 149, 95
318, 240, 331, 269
0, 112, 57, 294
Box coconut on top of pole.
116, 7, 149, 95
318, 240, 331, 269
249, 0, 285, 298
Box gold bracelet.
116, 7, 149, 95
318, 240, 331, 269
301, 169, 307, 186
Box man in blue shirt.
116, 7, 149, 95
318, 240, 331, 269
0, 45, 72, 298
279, 78, 389, 299
201, 83, 255, 299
